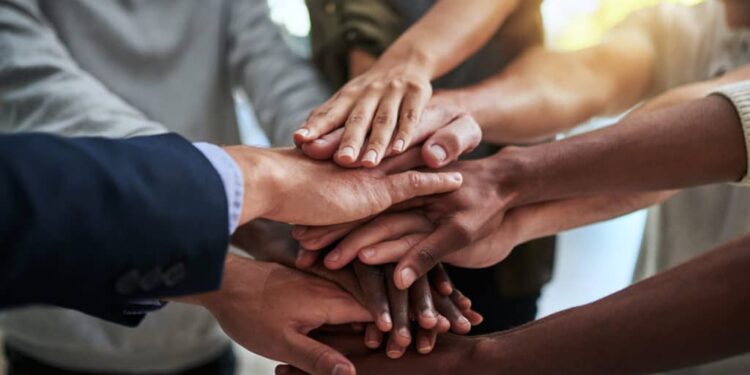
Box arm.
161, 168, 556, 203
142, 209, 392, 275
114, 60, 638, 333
295, 0, 521, 167
304, 231, 750, 375
0, 133, 229, 324
0, 0, 165, 137
433, 25, 657, 144
226, 0, 330, 146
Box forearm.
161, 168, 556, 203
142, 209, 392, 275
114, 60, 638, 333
441, 33, 654, 144
507, 191, 674, 247
505, 95, 747, 206
480, 232, 750, 374
376, 0, 519, 78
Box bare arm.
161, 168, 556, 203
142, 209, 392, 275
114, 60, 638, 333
296, 0, 520, 167
435, 27, 657, 144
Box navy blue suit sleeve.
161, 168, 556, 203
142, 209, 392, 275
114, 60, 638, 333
0, 133, 230, 326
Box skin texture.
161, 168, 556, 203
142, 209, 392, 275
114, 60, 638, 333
294, 0, 519, 167
176, 255, 371, 375
299, 103, 483, 170
231, 220, 482, 359
300, 90, 748, 290
276, 231, 750, 375
222, 146, 464, 226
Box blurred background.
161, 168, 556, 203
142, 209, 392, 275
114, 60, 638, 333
0, 0, 704, 374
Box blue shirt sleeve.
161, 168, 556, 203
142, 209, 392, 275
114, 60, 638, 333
193, 143, 245, 234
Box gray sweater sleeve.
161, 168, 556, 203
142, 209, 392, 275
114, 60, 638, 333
0, 0, 165, 137
226, 0, 330, 147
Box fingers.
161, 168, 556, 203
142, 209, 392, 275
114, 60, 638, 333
431, 288, 471, 335
422, 112, 482, 168
294, 219, 367, 251
409, 276, 438, 330
295, 248, 320, 269
300, 128, 344, 160
364, 323, 383, 349
384, 264, 410, 358
392, 82, 432, 153
415, 327, 438, 354
394, 223, 469, 290
336, 86, 383, 165
285, 333, 356, 375
324, 213, 432, 269
321, 289, 374, 325
376, 147, 425, 175
361, 83, 404, 168
296, 92, 357, 144
358, 233, 428, 265
353, 261, 392, 332
449, 286, 473, 311
384, 170, 462, 208
429, 264, 453, 296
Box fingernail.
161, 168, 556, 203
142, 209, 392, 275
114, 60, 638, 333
363, 149, 378, 164
327, 248, 341, 263
430, 144, 447, 162
458, 316, 470, 326
393, 139, 406, 152
296, 248, 307, 261
398, 327, 411, 340
361, 248, 376, 258
400, 267, 417, 288
417, 337, 431, 353
277, 365, 290, 375
313, 138, 327, 145
338, 146, 355, 161
387, 347, 402, 359
421, 309, 437, 319
441, 281, 452, 293
295, 128, 310, 138
449, 172, 462, 183
332, 363, 349, 375
381, 312, 392, 325
365, 330, 380, 348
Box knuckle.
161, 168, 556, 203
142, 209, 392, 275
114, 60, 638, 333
416, 248, 437, 268
346, 112, 366, 125
389, 79, 405, 91
369, 81, 386, 91
406, 171, 423, 190
405, 80, 423, 92
402, 109, 419, 124
448, 220, 473, 245
373, 113, 392, 126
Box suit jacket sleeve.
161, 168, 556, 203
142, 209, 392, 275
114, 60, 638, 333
0, 133, 230, 326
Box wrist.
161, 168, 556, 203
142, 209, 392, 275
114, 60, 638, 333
487, 147, 539, 208
222, 146, 284, 224
376, 44, 436, 77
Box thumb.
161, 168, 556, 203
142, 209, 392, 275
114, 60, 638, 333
384, 171, 462, 206
393, 223, 468, 289
422, 113, 482, 168
285, 333, 356, 375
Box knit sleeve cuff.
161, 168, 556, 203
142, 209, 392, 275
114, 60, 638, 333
712, 81, 750, 185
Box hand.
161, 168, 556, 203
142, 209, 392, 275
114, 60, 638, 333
276, 333, 488, 375
232, 221, 482, 358
293, 59, 433, 168
296, 151, 524, 289
222, 147, 464, 226
181, 255, 371, 375
298, 104, 482, 169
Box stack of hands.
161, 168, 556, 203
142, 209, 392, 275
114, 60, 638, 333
185, 60, 638, 373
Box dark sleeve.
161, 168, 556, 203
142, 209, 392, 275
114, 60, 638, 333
306, 0, 405, 88
0, 133, 230, 326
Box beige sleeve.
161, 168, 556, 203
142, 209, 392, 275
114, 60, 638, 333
713, 81, 750, 184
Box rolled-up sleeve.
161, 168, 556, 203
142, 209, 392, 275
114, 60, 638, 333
713, 81, 750, 184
